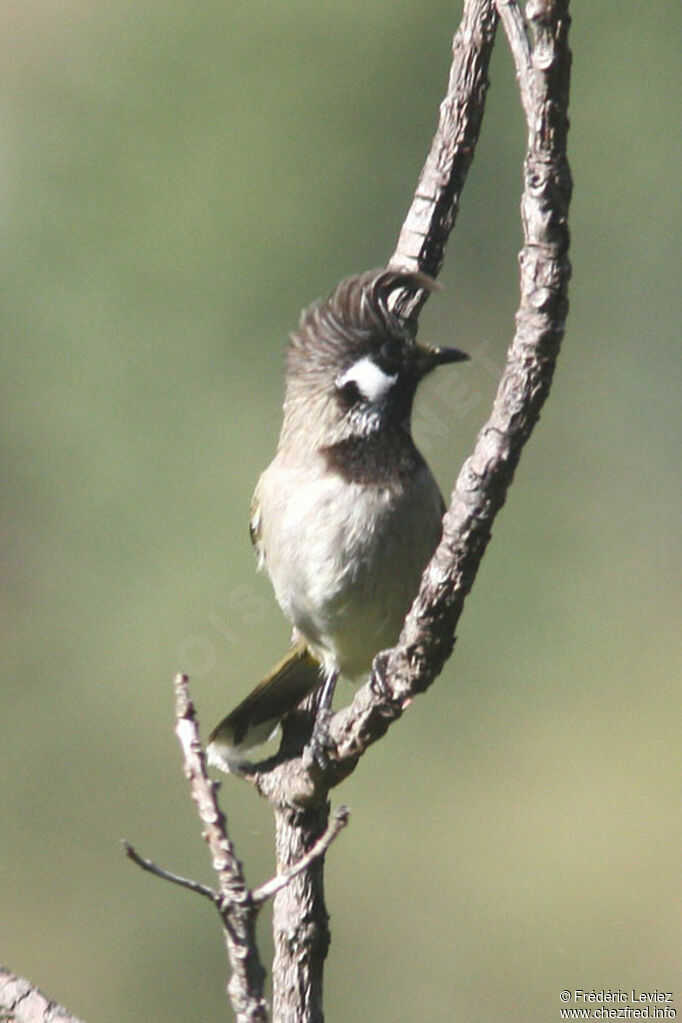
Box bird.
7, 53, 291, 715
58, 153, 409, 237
207, 267, 468, 770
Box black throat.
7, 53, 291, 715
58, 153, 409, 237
321, 427, 426, 486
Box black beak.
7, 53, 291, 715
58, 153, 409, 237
415, 344, 470, 376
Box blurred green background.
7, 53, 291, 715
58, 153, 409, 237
2, 2, 680, 1020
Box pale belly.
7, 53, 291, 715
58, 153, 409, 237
256, 459, 443, 679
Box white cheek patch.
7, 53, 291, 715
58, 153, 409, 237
337, 356, 397, 404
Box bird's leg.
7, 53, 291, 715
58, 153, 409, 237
305, 668, 338, 770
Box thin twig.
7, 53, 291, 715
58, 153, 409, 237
122, 841, 217, 902
174, 674, 248, 898
127, 676, 269, 1021
251, 806, 349, 905
172, 674, 268, 1023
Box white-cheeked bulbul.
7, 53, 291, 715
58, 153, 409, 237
207, 268, 468, 769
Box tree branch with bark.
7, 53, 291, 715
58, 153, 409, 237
0, 967, 86, 1023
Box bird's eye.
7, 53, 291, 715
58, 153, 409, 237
337, 378, 362, 406
378, 339, 403, 371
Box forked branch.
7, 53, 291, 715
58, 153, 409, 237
125, 676, 347, 1023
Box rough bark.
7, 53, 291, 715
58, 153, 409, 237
390, 0, 499, 318
0, 968, 86, 1023
271, 804, 331, 1023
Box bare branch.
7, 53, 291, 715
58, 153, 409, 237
0, 967, 86, 1023
171, 674, 269, 1023
122, 841, 217, 902
270, 803, 331, 1023
251, 806, 349, 905
128, 679, 354, 1021
389, 0, 498, 318
174, 674, 248, 898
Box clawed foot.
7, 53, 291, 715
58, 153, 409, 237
304, 708, 337, 771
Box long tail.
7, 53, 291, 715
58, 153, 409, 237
207, 641, 322, 770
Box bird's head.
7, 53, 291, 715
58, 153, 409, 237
281, 267, 469, 449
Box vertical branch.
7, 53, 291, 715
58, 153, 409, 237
271, 804, 331, 1023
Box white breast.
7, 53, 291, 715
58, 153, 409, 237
255, 454, 443, 679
